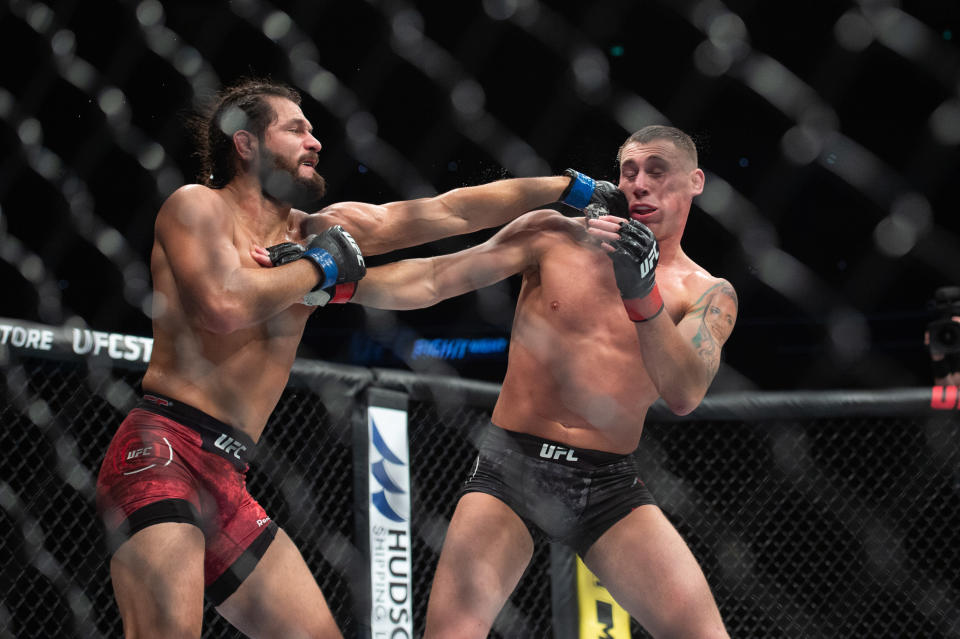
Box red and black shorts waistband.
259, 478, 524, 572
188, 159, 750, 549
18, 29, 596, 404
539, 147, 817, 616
138, 391, 256, 470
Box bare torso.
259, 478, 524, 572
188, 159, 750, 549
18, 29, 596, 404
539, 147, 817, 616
141, 188, 316, 441
492, 229, 710, 454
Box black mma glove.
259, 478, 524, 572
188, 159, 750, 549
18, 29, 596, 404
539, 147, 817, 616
608, 219, 664, 322
266, 226, 366, 306
267, 241, 304, 266
558, 168, 629, 219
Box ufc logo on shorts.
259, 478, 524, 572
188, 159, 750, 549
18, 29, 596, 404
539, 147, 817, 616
540, 444, 579, 462
214, 434, 247, 459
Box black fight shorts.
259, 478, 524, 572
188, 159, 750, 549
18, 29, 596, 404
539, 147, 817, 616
462, 423, 656, 557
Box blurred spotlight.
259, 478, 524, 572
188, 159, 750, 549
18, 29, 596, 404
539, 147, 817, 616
156, 166, 182, 196
571, 49, 610, 101
21, 255, 44, 284
828, 308, 869, 363
451, 80, 486, 119
699, 178, 734, 213
872, 8, 927, 60
136, 0, 164, 27
346, 111, 378, 148
873, 215, 916, 258
609, 45, 624, 57
263, 11, 292, 41
50, 29, 75, 57
834, 10, 874, 52
95, 228, 124, 258
873, 192, 932, 258
33, 148, 62, 180
708, 12, 748, 52
97, 87, 126, 118
218, 105, 248, 136
483, 0, 520, 21
137, 142, 166, 171
504, 139, 550, 177
929, 99, 960, 145
781, 125, 823, 165
891, 192, 933, 232
693, 40, 732, 77
25, 3, 54, 32
306, 68, 338, 102
17, 118, 42, 146
173, 47, 203, 77
613, 95, 667, 137
143, 291, 167, 320
123, 263, 150, 302
391, 9, 423, 45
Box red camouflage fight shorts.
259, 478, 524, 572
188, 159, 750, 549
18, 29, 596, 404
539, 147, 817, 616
95, 392, 277, 605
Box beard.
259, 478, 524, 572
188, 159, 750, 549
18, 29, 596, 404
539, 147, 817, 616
258, 147, 327, 210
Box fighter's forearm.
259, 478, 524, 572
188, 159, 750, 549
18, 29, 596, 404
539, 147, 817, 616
351, 259, 441, 310
352, 221, 536, 310
429, 175, 571, 232
314, 176, 570, 257
194, 260, 320, 333
634, 316, 716, 416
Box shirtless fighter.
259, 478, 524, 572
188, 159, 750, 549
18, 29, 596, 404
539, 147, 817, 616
93, 78, 621, 638
343, 125, 737, 638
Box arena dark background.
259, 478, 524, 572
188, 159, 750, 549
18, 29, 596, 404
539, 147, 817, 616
1, 0, 959, 392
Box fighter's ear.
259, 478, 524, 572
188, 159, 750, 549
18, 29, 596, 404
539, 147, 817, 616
233, 130, 257, 161
690, 168, 705, 195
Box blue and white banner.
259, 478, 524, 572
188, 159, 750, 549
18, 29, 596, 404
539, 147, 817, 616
367, 403, 413, 638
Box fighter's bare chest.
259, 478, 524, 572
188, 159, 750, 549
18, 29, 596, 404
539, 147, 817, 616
535, 245, 619, 302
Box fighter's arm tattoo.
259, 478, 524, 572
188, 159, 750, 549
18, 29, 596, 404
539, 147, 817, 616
687, 282, 738, 378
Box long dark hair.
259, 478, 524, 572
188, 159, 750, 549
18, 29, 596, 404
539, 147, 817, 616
190, 78, 301, 187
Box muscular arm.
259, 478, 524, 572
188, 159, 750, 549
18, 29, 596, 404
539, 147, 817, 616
156, 186, 321, 333
351, 209, 579, 310
302, 176, 571, 256
636, 280, 738, 415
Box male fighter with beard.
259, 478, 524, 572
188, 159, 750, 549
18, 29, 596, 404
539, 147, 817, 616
94, 79, 621, 638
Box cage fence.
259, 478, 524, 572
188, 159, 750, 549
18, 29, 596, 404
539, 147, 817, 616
2, 322, 959, 638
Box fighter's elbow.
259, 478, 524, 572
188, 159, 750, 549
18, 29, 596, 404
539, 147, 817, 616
662, 388, 706, 417
195, 297, 245, 334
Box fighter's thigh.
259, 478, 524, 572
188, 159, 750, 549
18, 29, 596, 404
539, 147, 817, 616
215, 527, 342, 639
110, 522, 206, 638
425, 492, 535, 639
583, 505, 728, 639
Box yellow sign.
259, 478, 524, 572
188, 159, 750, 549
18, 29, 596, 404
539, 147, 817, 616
576, 556, 631, 638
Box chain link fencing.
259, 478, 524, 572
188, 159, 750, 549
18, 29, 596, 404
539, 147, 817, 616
2, 338, 959, 638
